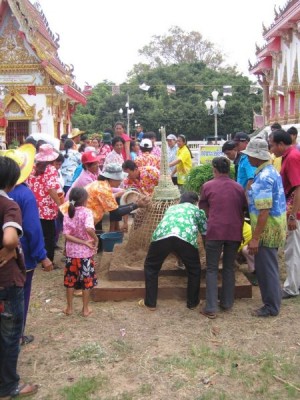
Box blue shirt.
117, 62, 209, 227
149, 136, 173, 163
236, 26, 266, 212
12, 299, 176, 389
9, 183, 47, 270
71, 164, 83, 183
237, 154, 256, 189
61, 149, 81, 187
137, 131, 144, 141
247, 162, 287, 248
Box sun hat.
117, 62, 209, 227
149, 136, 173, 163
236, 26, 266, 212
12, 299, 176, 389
1, 144, 36, 184
68, 128, 85, 139
140, 138, 153, 149
233, 132, 250, 142
35, 143, 59, 162
241, 137, 271, 161
100, 163, 126, 180
167, 134, 177, 140
81, 151, 99, 164
102, 132, 112, 144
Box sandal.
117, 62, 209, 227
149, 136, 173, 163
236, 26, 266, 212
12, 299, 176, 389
200, 310, 217, 319
20, 335, 34, 346
138, 299, 156, 311
10, 383, 39, 398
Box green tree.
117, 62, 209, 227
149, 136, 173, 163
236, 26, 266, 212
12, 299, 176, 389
72, 27, 262, 139
138, 26, 224, 69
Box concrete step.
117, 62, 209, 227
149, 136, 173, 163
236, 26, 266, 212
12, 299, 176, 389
91, 249, 252, 302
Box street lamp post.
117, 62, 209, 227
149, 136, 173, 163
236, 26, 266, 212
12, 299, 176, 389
119, 94, 134, 136
204, 90, 226, 145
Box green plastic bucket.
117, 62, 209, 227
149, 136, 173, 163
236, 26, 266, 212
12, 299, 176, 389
100, 232, 123, 252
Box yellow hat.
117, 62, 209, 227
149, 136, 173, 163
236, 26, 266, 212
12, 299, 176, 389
68, 128, 85, 139
2, 144, 36, 184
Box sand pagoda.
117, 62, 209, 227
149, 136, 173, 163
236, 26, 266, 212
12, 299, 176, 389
126, 126, 180, 251
92, 127, 252, 302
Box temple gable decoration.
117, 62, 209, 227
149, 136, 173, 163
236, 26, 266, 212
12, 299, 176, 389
0, 0, 86, 145
3, 90, 35, 119
249, 0, 300, 127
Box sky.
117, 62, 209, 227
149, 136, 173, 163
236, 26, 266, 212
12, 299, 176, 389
36, 0, 288, 89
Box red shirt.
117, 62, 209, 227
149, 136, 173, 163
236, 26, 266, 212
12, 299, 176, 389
27, 164, 60, 220
281, 146, 300, 195
281, 145, 300, 219
199, 176, 247, 241
120, 133, 131, 161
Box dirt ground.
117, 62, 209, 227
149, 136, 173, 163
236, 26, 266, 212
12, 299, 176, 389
19, 235, 300, 400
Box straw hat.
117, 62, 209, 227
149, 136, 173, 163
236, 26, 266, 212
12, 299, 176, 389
35, 143, 59, 162
1, 144, 36, 184
68, 128, 85, 139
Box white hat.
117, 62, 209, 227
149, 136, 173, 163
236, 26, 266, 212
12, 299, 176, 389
241, 137, 271, 161
140, 138, 153, 149
100, 163, 126, 180
167, 134, 177, 140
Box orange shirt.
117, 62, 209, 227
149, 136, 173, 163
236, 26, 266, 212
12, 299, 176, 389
123, 166, 159, 196
60, 180, 118, 224
135, 153, 160, 169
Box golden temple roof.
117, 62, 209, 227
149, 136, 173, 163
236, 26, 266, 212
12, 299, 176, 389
3, 0, 86, 104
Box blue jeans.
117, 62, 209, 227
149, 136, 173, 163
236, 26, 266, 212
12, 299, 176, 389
0, 286, 24, 397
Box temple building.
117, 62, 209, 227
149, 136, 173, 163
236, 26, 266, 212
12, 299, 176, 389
0, 0, 86, 146
249, 0, 300, 129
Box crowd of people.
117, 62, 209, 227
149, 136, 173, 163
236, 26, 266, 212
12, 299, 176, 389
0, 123, 193, 398
0, 121, 299, 398
142, 125, 300, 322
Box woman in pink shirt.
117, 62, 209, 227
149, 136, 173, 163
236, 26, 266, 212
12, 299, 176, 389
114, 121, 131, 161
63, 187, 98, 317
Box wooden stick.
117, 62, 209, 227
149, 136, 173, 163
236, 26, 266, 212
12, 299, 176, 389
273, 375, 300, 392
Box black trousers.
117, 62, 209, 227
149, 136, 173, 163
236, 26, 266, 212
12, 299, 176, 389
144, 237, 201, 308
255, 246, 281, 315
40, 219, 56, 262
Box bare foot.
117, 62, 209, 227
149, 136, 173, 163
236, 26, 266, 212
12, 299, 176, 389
82, 309, 93, 317
63, 308, 73, 316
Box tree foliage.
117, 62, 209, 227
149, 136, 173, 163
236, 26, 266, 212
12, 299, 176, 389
72, 27, 262, 140
138, 26, 224, 69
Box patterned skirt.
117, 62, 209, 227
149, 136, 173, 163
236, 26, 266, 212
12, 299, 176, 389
64, 257, 97, 290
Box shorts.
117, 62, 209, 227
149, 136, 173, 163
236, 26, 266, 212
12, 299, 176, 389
64, 257, 97, 290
